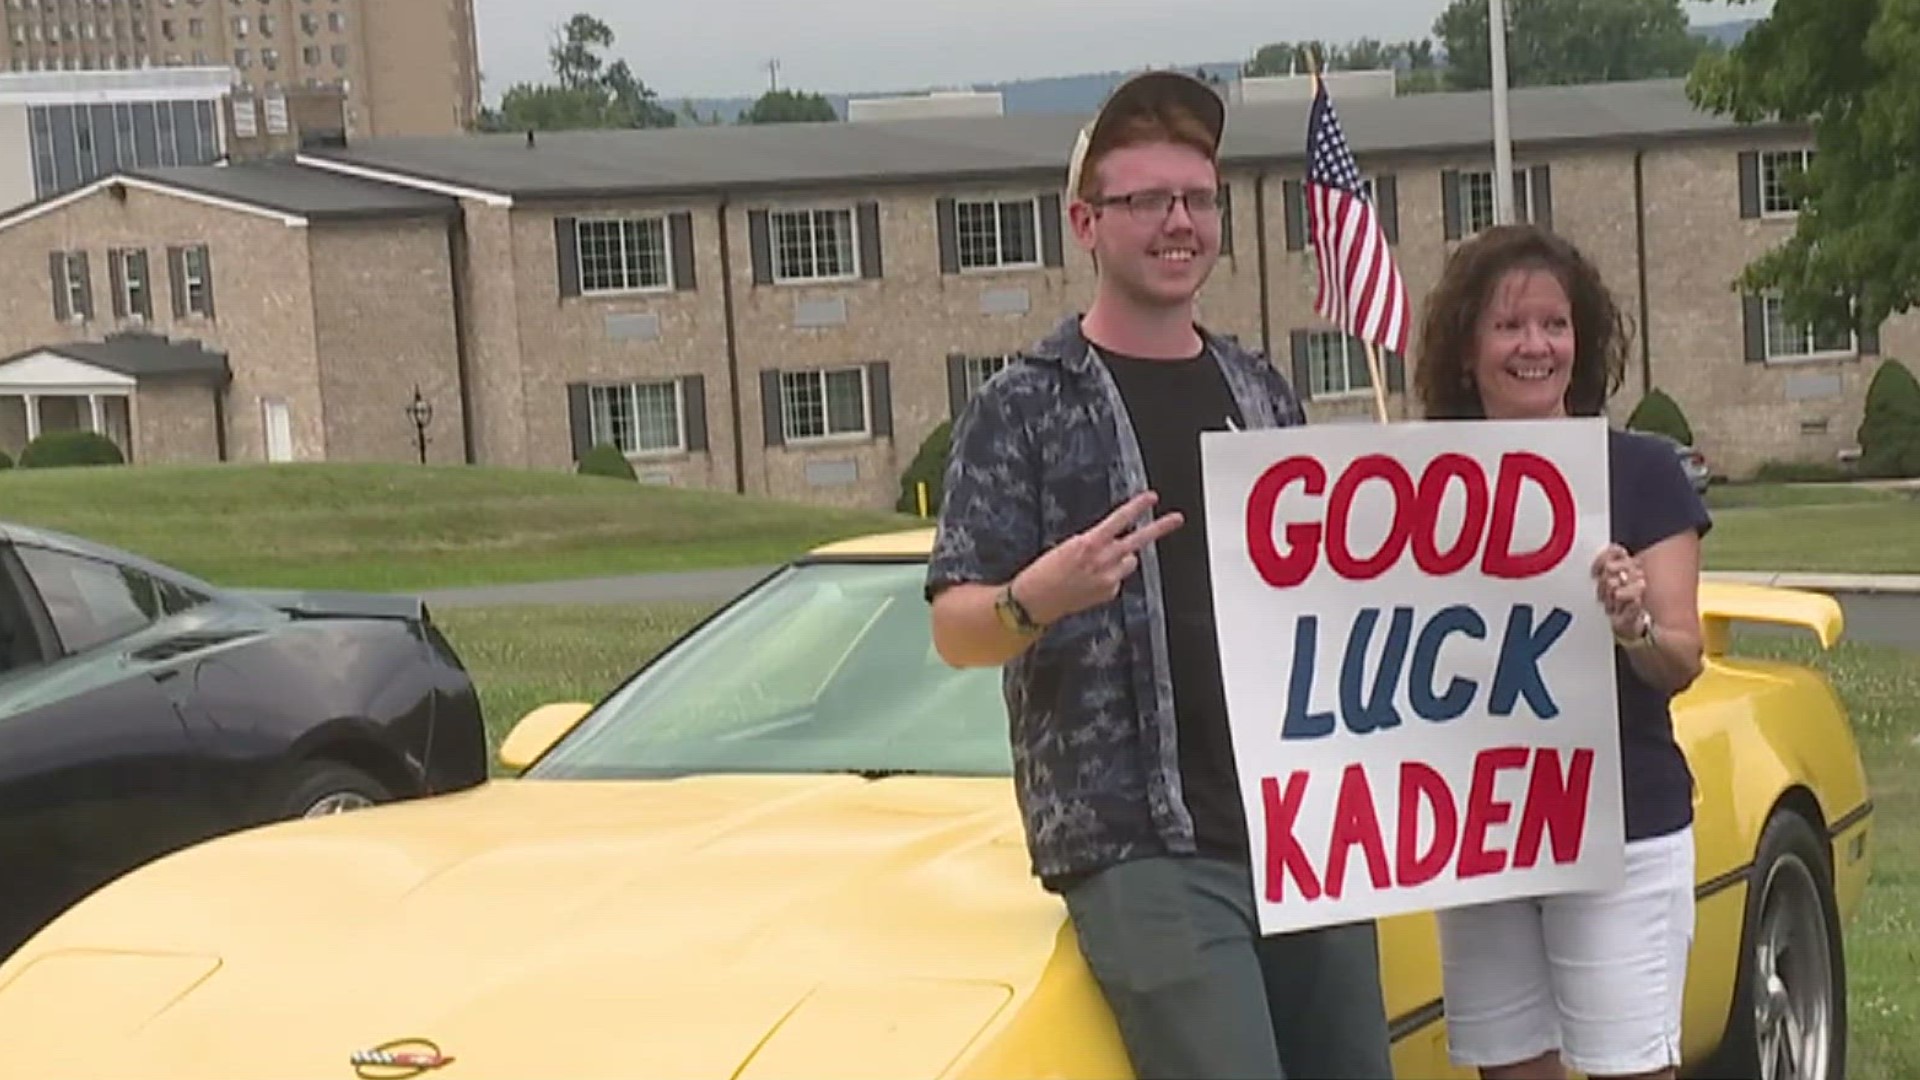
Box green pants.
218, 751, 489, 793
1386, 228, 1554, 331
1060, 856, 1396, 1080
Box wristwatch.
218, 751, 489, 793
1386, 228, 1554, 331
995, 582, 1045, 638
1616, 610, 1657, 650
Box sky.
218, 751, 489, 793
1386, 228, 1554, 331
471, 0, 1766, 103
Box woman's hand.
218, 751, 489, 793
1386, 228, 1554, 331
1590, 537, 1706, 694
1591, 544, 1650, 641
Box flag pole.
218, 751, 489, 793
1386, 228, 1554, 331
1489, 0, 1516, 224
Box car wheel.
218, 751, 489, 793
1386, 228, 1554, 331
1713, 809, 1848, 1080
275, 761, 394, 820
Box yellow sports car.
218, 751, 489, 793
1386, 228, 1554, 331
0, 530, 1871, 1080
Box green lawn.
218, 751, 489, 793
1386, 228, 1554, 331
0, 463, 918, 591
1704, 484, 1919, 574
436, 600, 1920, 1078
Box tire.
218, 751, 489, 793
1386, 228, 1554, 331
1706, 809, 1847, 1080
272, 760, 394, 820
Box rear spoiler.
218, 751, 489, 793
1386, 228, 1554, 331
1697, 581, 1844, 656
232, 588, 430, 624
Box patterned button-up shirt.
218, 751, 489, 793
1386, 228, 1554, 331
925, 315, 1307, 887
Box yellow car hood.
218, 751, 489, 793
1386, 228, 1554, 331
0, 774, 1065, 1080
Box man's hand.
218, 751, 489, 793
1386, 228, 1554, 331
1015, 491, 1185, 625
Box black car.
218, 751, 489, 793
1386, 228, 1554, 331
0, 520, 487, 957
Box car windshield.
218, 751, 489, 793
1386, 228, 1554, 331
528, 561, 1013, 779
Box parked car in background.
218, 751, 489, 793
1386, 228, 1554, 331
0, 530, 1869, 1080
0, 520, 488, 959
1644, 430, 1712, 492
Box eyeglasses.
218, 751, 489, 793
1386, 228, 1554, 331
1088, 188, 1224, 221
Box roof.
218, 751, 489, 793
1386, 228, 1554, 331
0, 332, 230, 382
295, 78, 1789, 201
128, 162, 456, 219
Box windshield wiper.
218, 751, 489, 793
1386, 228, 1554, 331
836, 769, 928, 780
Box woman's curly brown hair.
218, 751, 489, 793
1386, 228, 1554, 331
1414, 223, 1631, 420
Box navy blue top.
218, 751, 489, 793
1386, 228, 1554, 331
1607, 428, 1714, 841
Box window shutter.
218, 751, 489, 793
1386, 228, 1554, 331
1375, 175, 1399, 243
554, 217, 579, 298
748, 210, 772, 284
1039, 194, 1064, 267
681, 375, 708, 452
566, 383, 591, 460
1738, 152, 1761, 220
1386, 351, 1407, 393
1218, 184, 1234, 255
1742, 296, 1768, 364
1283, 179, 1306, 251
670, 211, 696, 291
1859, 316, 1882, 357
936, 198, 959, 274
49, 252, 70, 322
167, 247, 187, 318
1529, 166, 1553, 230
1442, 171, 1462, 240
1289, 330, 1314, 401
866, 362, 893, 438
761, 369, 785, 446
109, 249, 127, 319
857, 201, 883, 279
946, 352, 969, 419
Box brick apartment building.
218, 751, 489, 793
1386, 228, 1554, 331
0, 0, 480, 138
0, 77, 1905, 510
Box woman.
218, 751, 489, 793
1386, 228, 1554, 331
1413, 224, 1712, 1080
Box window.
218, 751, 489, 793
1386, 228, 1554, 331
110, 247, 150, 320
1304, 331, 1373, 397
1454, 169, 1534, 235
15, 546, 163, 654
51, 250, 91, 322
229, 13, 245, 34
771, 208, 856, 282
576, 217, 670, 294
257, 12, 272, 33
781, 367, 868, 441
301, 44, 317, 64
954, 197, 1039, 270
963, 354, 1009, 396
329, 43, 346, 66
1762, 295, 1854, 361
588, 381, 683, 455
172, 243, 213, 317
1761, 150, 1813, 217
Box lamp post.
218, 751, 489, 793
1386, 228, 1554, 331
1490, 0, 1516, 224
406, 385, 433, 465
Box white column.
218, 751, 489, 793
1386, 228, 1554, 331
23, 394, 38, 441
88, 394, 103, 433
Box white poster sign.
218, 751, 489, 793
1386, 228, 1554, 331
1201, 418, 1624, 935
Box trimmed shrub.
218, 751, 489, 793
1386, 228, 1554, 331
896, 420, 952, 516
18, 430, 124, 469
1856, 358, 1920, 478
0, 449, 12, 470
1625, 388, 1694, 446
577, 442, 637, 481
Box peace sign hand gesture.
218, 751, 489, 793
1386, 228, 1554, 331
1015, 492, 1185, 626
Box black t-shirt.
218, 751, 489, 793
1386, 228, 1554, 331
1608, 428, 1714, 841
1097, 345, 1249, 863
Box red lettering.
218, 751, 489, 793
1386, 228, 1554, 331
1324, 764, 1392, 899
1412, 453, 1490, 576
1262, 772, 1322, 902
1457, 746, 1530, 878
1246, 457, 1327, 589
1512, 748, 1595, 868
1326, 455, 1416, 581
1395, 762, 1457, 887
1483, 452, 1576, 579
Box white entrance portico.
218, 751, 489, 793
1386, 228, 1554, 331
0, 349, 135, 454
0, 332, 230, 464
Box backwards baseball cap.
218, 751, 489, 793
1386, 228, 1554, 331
1064, 70, 1228, 204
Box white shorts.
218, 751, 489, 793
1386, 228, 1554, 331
1434, 827, 1695, 1076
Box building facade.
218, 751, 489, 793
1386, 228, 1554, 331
0, 77, 1905, 507
0, 0, 479, 138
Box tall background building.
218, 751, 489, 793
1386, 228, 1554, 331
0, 0, 479, 139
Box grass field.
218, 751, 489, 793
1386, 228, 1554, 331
434, 601, 1920, 1077
0, 463, 917, 591
1703, 483, 1920, 574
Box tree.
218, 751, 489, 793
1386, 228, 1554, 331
483, 12, 676, 132
739, 89, 837, 124
1687, 0, 1919, 340
1433, 0, 1706, 90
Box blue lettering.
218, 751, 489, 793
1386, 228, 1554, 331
1282, 615, 1336, 739
1340, 607, 1410, 734
1410, 604, 1487, 721
1489, 605, 1571, 719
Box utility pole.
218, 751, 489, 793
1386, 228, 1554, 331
765, 58, 780, 92
1489, 0, 1516, 224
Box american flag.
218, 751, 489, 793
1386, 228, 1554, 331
1306, 75, 1411, 355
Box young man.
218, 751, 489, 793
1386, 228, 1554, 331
925, 71, 1395, 1080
